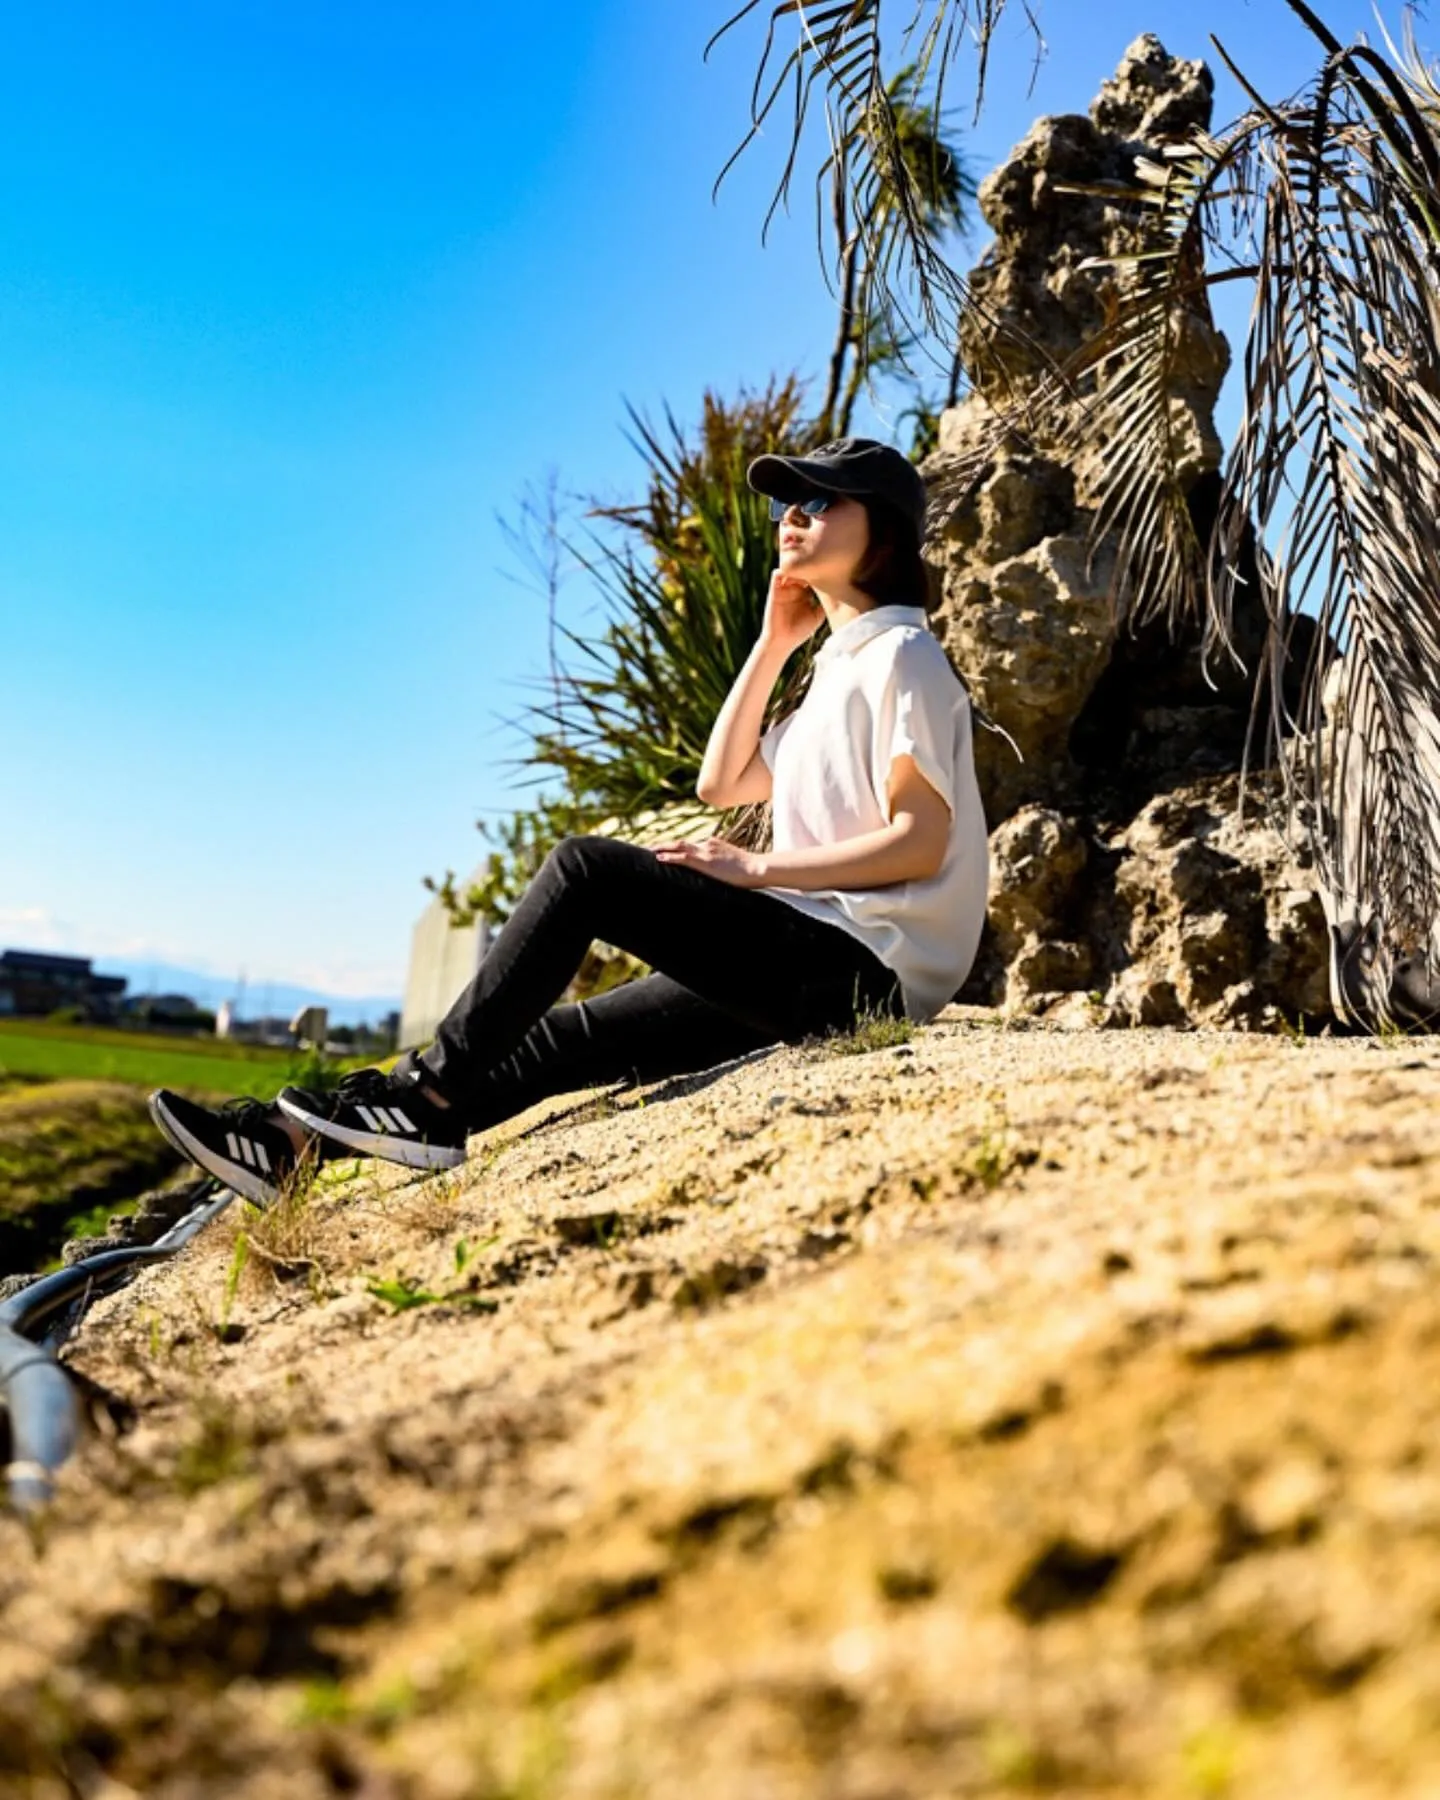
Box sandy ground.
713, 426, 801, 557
4, 1008, 1440, 1798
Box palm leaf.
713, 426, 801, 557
708, 1, 1034, 378
1209, 41, 1440, 967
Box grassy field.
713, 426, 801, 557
0, 1019, 300, 1099
0, 1023, 379, 1274
0, 1077, 181, 1274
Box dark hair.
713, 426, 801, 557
851, 496, 936, 612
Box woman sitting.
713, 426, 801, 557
149, 438, 990, 1203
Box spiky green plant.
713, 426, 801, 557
430, 381, 815, 934
530, 382, 813, 824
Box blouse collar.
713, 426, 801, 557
815, 604, 930, 666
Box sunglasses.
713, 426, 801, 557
768, 494, 836, 522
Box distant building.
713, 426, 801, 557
215, 1003, 297, 1047
0, 949, 127, 1020
400, 876, 490, 1049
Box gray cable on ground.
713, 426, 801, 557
0, 1178, 233, 1514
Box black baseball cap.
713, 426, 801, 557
747, 436, 927, 540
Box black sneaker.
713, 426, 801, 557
276, 1065, 465, 1170
149, 1090, 297, 1207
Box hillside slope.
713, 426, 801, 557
4, 1010, 1440, 1798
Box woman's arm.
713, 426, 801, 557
660, 755, 950, 890
695, 570, 825, 809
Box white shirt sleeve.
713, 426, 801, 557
878, 639, 961, 819
759, 711, 797, 772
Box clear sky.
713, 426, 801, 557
1, 0, 1396, 1002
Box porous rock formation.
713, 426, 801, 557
980, 783, 1330, 1030
926, 37, 1327, 1027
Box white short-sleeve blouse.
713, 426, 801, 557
759, 604, 989, 1022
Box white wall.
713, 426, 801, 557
399, 876, 490, 1050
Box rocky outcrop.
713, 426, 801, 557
927, 35, 1239, 826
923, 37, 1328, 1028
972, 774, 1331, 1028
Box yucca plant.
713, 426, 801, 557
429, 380, 813, 934
532, 382, 813, 826
712, 0, 1440, 1024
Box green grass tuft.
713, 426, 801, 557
822, 1006, 917, 1058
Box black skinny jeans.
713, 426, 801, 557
414, 835, 904, 1133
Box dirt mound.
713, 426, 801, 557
4, 1013, 1440, 1797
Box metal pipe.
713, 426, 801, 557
0, 1180, 233, 1513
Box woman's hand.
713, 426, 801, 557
760, 568, 824, 658
652, 838, 770, 888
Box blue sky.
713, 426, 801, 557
1, 0, 1398, 1003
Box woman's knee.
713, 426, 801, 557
543, 834, 652, 888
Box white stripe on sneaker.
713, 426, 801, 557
154, 1097, 276, 1208
388, 1108, 417, 1133
277, 1091, 463, 1171
357, 1104, 383, 1132
255, 1141, 272, 1175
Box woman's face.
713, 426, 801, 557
775, 493, 870, 590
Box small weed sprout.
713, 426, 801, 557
959, 1103, 1037, 1192
239, 1151, 331, 1291
292, 1678, 351, 1727
366, 1237, 500, 1315
982, 1721, 1052, 1788
173, 1396, 257, 1495
1180, 1720, 1243, 1796
215, 1232, 249, 1339
972, 1130, 1010, 1189
1275, 1012, 1309, 1046
453, 1233, 499, 1276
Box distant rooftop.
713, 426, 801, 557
0, 948, 94, 975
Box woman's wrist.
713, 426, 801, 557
754, 631, 798, 664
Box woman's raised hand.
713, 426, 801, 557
760, 568, 824, 657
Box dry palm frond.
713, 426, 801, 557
1030, 19, 1440, 953
707, 1, 1036, 383
816, 60, 975, 439
1061, 135, 1243, 630
1207, 33, 1440, 954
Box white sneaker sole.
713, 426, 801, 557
148, 1095, 280, 1208
276, 1094, 465, 1170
